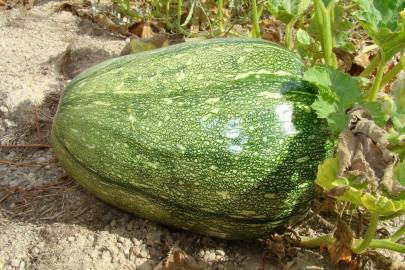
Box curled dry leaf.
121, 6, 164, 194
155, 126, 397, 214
154, 246, 206, 270
336, 106, 404, 196
327, 219, 353, 265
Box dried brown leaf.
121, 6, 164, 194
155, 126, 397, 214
382, 162, 405, 196
93, 14, 128, 35
336, 106, 403, 196
353, 51, 370, 69
154, 247, 206, 270
334, 48, 353, 72
337, 128, 358, 178
328, 219, 353, 265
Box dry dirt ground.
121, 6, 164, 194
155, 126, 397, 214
0, 1, 404, 270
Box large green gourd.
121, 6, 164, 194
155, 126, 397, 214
51, 38, 331, 239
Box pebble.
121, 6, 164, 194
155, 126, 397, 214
198, 250, 205, 257
101, 250, 112, 262
19, 260, 25, 269
139, 245, 149, 258
10, 259, 20, 268
31, 247, 40, 256
117, 236, 125, 243
203, 251, 216, 263
67, 236, 75, 243
215, 249, 225, 257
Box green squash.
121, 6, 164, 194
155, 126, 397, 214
51, 38, 331, 239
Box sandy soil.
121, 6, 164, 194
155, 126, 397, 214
0, 1, 404, 270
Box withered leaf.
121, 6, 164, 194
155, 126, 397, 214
336, 106, 403, 196
154, 247, 206, 270
328, 219, 353, 264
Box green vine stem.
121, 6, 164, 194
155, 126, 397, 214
251, 0, 261, 38
153, 0, 161, 16
177, 0, 183, 29
218, 0, 224, 32
391, 223, 405, 243
165, 0, 171, 16
368, 52, 387, 101
366, 239, 405, 253
360, 53, 381, 77
300, 233, 405, 253
285, 17, 298, 50
352, 212, 379, 254
328, 1, 337, 67
181, 0, 195, 27
300, 234, 334, 248
381, 56, 404, 87
314, 0, 337, 68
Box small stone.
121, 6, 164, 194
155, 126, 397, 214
198, 250, 205, 257
31, 247, 40, 256
90, 250, 98, 259
10, 259, 20, 268
207, 252, 216, 262
117, 236, 125, 243
132, 238, 141, 246
101, 250, 112, 262
140, 245, 148, 258
215, 249, 225, 257
67, 236, 75, 242
19, 260, 25, 269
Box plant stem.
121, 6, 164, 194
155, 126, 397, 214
251, 0, 260, 38
218, 0, 224, 32
391, 223, 405, 243
181, 0, 195, 27
314, 0, 336, 68
153, 0, 161, 16
328, 1, 337, 67
352, 212, 379, 254
360, 53, 381, 77
177, 0, 183, 28
381, 56, 404, 87
367, 239, 405, 253
166, 0, 171, 16
368, 52, 387, 101
285, 17, 298, 50
300, 234, 334, 248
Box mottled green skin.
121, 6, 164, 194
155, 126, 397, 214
52, 38, 331, 239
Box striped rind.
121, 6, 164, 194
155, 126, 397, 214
52, 38, 331, 239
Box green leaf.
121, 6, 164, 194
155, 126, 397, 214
304, 66, 363, 134
360, 101, 388, 127
353, 0, 405, 59
311, 96, 336, 119
392, 79, 405, 114
315, 157, 339, 190
296, 29, 311, 45
334, 5, 355, 53
328, 111, 348, 134
267, 0, 311, 23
